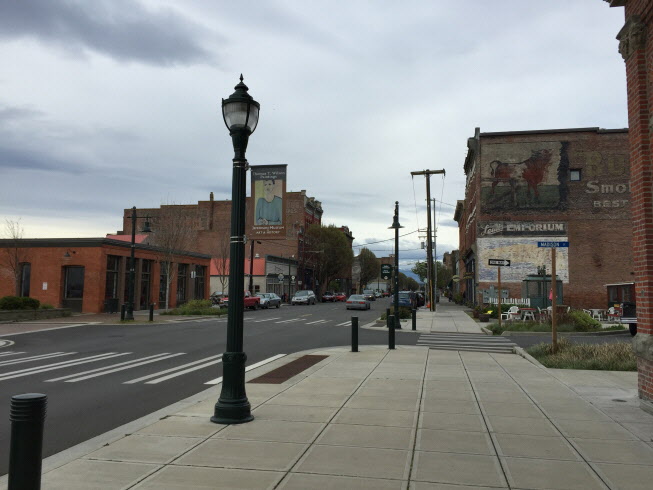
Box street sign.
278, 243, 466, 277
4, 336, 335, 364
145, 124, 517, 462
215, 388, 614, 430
488, 259, 510, 267
277, 273, 284, 281
538, 241, 569, 248
380, 264, 393, 280
291, 275, 295, 281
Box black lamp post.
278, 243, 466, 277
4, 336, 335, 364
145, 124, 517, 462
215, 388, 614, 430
212, 75, 260, 425
389, 201, 404, 328
125, 206, 152, 321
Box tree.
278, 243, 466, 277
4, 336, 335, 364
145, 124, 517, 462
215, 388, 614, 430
436, 261, 453, 289
305, 224, 353, 296
411, 261, 427, 282
210, 232, 230, 295
1, 219, 28, 296
358, 247, 380, 291
148, 204, 195, 310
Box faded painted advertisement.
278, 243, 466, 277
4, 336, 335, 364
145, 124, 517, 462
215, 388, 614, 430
478, 221, 567, 238
481, 141, 567, 210
478, 237, 569, 283
250, 165, 287, 238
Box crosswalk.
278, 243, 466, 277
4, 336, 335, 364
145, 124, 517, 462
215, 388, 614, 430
0, 350, 288, 386
417, 333, 517, 354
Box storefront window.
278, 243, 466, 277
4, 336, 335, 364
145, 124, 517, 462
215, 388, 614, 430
177, 263, 188, 304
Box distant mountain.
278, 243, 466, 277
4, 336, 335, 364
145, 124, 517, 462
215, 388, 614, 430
399, 269, 423, 284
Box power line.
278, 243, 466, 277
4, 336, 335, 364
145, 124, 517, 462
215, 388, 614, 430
352, 229, 419, 248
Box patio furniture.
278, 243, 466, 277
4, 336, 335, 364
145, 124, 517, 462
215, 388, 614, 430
607, 306, 622, 323
521, 307, 536, 321
501, 306, 520, 321
589, 308, 605, 321
537, 306, 549, 321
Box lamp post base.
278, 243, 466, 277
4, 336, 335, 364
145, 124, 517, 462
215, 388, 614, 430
211, 352, 253, 424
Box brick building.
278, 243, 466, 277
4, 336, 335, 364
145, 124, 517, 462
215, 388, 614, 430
454, 127, 632, 309
0, 238, 211, 313
606, 0, 653, 411
121, 190, 324, 296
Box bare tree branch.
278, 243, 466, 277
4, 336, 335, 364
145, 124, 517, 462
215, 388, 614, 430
1, 219, 28, 296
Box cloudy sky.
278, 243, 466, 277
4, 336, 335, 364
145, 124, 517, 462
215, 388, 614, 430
0, 0, 628, 270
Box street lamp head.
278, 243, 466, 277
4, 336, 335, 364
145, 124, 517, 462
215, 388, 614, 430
141, 220, 152, 233
388, 215, 404, 230
222, 75, 260, 135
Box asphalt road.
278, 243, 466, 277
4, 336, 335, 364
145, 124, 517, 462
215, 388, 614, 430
0, 297, 409, 475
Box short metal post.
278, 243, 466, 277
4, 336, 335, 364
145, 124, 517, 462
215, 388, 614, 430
386, 308, 390, 329
351, 316, 358, 352
389, 315, 396, 350
9, 393, 47, 490
412, 309, 417, 331
120, 304, 125, 321
149, 303, 154, 322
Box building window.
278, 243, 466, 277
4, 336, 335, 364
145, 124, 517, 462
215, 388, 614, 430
140, 260, 152, 309
64, 266, 85, 299
105, 255, 120, 299
159, 262, 169, 307
193, 265, 206, 300
570, 169, 581, 181
177, 263, 188, 304
19, 262, 31, 297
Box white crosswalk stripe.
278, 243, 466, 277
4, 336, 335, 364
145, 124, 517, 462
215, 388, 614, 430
0, 351, 24, 358
305, 320, 330, 325
417, 333, 517, 354
336, 321, 351, 326
125, 354, 223, 384
46, 353, 185, 382
275, 318, 303, 323
0, 352, 74, 366
204, 354, 287, 385
0, 352, 130, 381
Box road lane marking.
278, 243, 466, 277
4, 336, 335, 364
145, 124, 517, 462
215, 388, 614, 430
336, 321, 351, 326
204, 354, 287, 385
0, 352, 130, 381
306, 320, 330, 324
0, 352, 74, 366
62, 353, 186, 382
275, 318, 302, 323
45, 353, 181, 382
124, 354, 223, 384
252, 318, 281, 322
145, 358, 223, 384
0, 351, 25, 358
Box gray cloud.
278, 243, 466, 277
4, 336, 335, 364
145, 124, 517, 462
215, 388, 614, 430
0, 0, 213, 66
0, 144, 84, 173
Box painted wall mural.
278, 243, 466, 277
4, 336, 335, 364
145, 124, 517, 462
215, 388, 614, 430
478, 237, 569, 283
481, 141, 568, 210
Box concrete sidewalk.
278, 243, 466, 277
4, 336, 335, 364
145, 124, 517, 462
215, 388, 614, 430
5, 308, 649, 489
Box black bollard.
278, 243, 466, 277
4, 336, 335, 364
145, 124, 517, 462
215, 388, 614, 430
120, 304, 126, 321
389, 315, 396, 350
412, 309, 417, 331
9, 393, 47, 490
149, 303, 154, 322
386, 308, 390, 329
351, 316, 358, 352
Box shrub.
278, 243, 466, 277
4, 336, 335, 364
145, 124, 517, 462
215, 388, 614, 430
0, 296, 41, 310
527, 338, 636, 371
564, 309, 601, 332
39, 303, 55, 310
161, 299, 227, 316
380, 306, 412, 320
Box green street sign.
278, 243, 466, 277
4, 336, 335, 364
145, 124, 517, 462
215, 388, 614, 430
380, 264, 393, 280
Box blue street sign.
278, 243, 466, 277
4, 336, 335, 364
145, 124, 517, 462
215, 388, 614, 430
537, 241, 569, 248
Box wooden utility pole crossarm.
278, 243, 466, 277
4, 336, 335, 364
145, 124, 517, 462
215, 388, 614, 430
410, 169, 446, 311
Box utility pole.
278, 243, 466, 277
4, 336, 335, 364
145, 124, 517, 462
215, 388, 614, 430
410, 169, 445, 311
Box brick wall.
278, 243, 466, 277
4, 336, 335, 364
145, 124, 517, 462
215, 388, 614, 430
609, 0, 653, 408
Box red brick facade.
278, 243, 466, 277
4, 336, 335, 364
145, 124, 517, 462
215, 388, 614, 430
455, 127, 632, 308
606, 0, 653, 410
0, 238, 211, 313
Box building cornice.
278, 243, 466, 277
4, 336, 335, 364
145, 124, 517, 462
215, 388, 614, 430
617, 16, 646, 61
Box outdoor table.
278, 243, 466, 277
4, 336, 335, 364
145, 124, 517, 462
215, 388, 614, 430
521, 307, 537, 321
589, 309, 606, 321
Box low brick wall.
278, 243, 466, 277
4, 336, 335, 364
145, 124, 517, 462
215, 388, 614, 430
0, 309, 72, 322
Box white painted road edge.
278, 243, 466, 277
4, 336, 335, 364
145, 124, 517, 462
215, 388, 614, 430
204, 353, 287, 385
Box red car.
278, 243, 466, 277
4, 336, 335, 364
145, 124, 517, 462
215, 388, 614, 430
334, 292, 347, 302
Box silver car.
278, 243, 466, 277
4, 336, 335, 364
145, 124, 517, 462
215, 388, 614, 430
256, 293, 281, 309
291, 290, 316, 305
346, 294, 370, 310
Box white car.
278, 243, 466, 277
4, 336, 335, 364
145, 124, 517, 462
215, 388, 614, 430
291, 290, 316, 305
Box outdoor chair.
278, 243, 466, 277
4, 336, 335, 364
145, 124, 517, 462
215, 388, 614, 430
501, 306, 520, 321
538, 306, 549, 321
607, 306, 622, 323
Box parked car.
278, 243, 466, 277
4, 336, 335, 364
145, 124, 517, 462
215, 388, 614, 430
346, 294, 370, 310
416, 292, 425, 307
291, 290, 316, 305
210, 291, 227, 308
322, 291, 335, 302
334, 292, 347, 302
363, 289, 376, 301
374, 291, 382, 298
256, 292, 281, 309
398, 291, 413, 308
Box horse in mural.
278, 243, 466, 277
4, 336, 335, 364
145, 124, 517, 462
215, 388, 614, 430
489, 149, 554, 206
